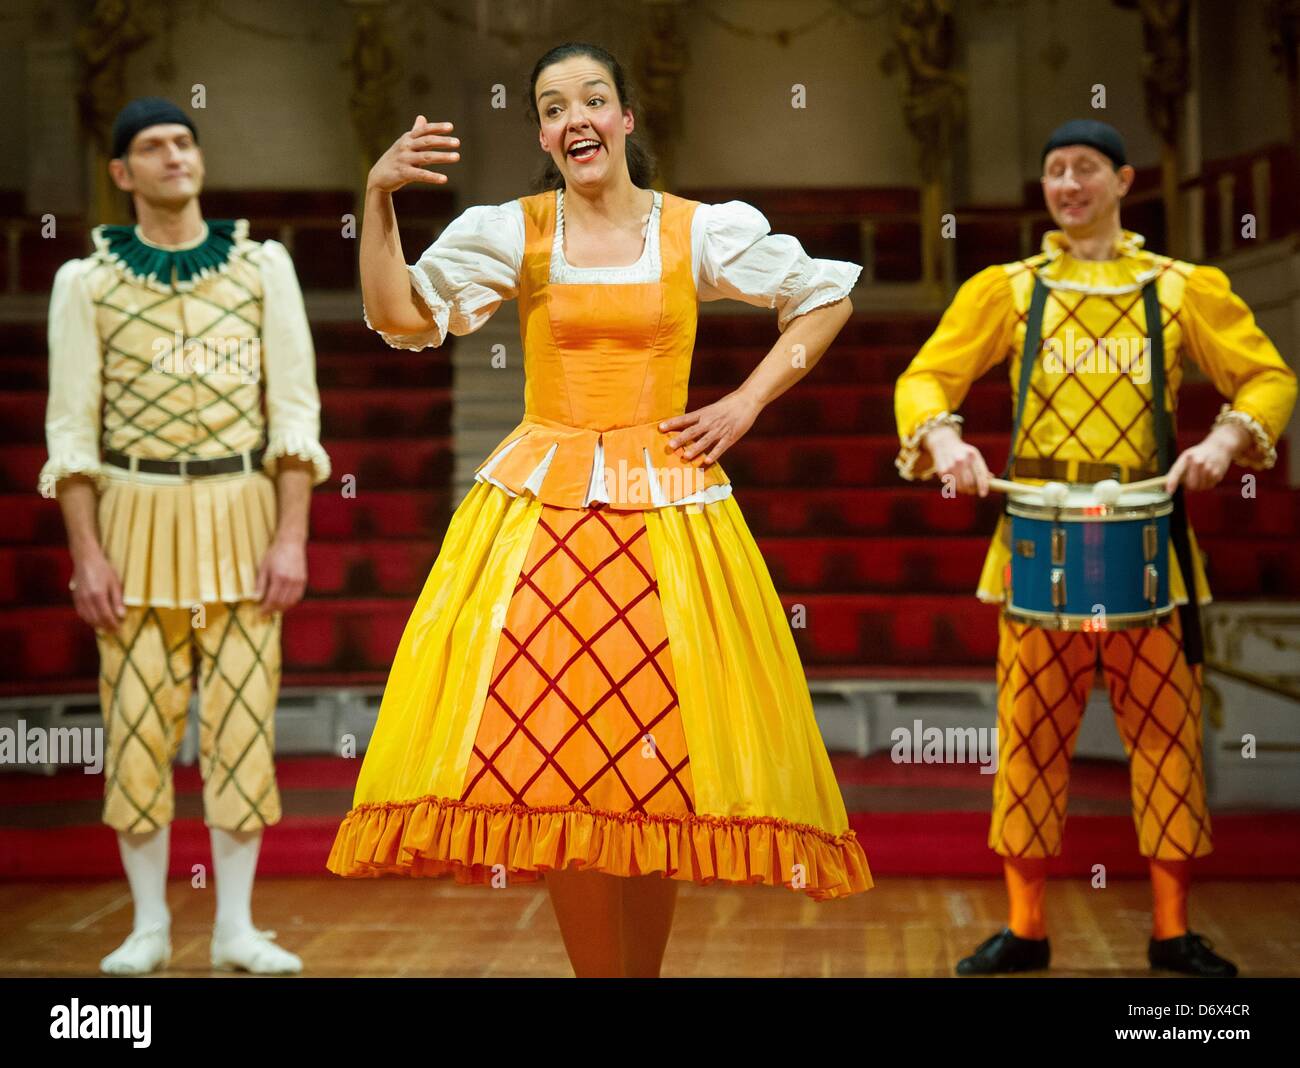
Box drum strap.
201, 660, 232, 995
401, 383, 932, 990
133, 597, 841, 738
1004, 274, 1203, 664
1145, 281, 1204, 665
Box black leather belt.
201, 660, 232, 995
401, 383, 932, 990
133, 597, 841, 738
102, 446, 265, 477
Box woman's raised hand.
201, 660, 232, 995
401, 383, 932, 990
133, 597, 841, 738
368, 114, 461, 193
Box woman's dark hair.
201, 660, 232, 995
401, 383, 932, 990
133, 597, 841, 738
525, 42, 657, 192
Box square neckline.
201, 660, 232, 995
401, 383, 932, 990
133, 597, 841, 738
552, 188, 663, 280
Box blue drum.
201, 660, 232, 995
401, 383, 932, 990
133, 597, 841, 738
1005, 484, 1174, 631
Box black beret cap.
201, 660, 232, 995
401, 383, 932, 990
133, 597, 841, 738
111, 97, 198, 160
1041, 119, 1127, 169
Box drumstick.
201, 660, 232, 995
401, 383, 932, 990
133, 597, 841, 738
987, 477, 1036, 495
986, 478, 1069, 506
982, 474, 1171, 497
1115, 474, 1171, 495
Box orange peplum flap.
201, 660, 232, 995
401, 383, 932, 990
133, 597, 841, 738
474, 413, 731, 510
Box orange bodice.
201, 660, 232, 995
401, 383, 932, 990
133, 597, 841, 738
473, 189, 732, 510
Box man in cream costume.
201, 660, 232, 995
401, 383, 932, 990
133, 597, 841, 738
42, 98, 331, 974
895, 119, 1296, 976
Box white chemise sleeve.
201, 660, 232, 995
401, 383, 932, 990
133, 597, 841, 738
258, 239, 332, 486
692, 200, 861, 331
364, 200, 524, 351
40, 259, 105, 498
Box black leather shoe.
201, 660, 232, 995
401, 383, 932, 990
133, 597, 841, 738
955, 928, 1050, 975
1148, 931, 1238, 977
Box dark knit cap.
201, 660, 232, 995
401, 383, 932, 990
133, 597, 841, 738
111, 97, 198, 160
1041, 119, 1127, 169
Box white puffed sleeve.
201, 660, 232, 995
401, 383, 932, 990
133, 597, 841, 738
40, 259, 105, 498
258, 239, 332, 486
694, 200, 861, 331
364, 200, 524, 351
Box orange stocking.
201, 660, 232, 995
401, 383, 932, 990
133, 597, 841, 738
1004, 856, 1048, 939
1150, 858, 1190, 940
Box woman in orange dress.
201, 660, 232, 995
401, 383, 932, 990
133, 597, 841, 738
329, 42, 871, 977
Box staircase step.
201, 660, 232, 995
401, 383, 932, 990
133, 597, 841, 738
0, 440, 456, 493
8, 475, 1296, 550
731, 484, 1300, 539
314, 350, 453, 390
0, 347, 455, 392
762, 536, 989, 592
717, 432, 1292, 489
0, 387, 454, 443
9, 526, 1294, 608
317, 388, 452, 438
0, 593, 1007, 684
1, 377, 1243, 446
3, 306, 1296, 697
0, 539, 448, 606
689, 379, 1234, 436
305, 540, 442, 597
1, 489, 452, 546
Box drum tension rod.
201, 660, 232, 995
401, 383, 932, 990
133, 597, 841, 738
1144, 564, 1159, 604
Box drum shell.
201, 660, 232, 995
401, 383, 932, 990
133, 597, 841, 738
1005, 495, 1174, 630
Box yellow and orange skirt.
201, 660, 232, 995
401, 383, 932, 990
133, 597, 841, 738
326, 480, 872, 901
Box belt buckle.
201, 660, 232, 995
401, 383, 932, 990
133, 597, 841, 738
177, 457, 189, 478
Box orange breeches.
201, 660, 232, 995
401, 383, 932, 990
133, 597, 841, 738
989, 610, 1213, 860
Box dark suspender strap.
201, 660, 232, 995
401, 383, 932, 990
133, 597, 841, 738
1144, 279, 1204, 665
1144, 282, 1170, 475
1004, 275, 1050, 480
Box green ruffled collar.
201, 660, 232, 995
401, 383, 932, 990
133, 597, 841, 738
91, 218, 249, 293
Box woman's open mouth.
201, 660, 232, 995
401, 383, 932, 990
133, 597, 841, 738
567, 139, 602, 163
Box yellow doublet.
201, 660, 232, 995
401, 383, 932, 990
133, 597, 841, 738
895, 230, 1297, 606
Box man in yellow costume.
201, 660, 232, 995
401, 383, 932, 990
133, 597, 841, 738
41, 98, 331, 974
895, 119, 1295, 976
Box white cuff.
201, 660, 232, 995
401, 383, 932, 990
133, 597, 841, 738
38, 454, 105, 498
777, 261, 861, 331
263, 429, 331, 485
362, 263, 451, 351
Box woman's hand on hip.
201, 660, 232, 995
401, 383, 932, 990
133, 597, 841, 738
659, 391, 762, 466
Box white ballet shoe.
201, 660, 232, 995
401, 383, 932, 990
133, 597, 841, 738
210, 924, 302, 974
100, 922, 171, 975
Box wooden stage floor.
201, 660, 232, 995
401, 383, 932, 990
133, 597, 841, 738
2, 875, 1297, 978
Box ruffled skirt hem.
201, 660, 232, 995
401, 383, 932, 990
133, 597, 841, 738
326, 794, 873, 901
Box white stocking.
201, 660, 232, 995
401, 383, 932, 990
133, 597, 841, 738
210, 827, 262, 936
116, 827, 170, 932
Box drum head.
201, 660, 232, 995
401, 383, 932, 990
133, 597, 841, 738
1007, 481, 1172, 520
